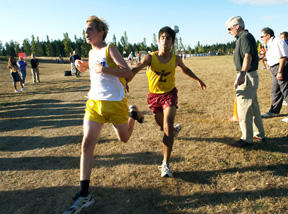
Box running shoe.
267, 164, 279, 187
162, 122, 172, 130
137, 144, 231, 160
63, 193, 95, 214
159, 162, 173, 177
174, 124, 182, 137
129, 105, 144, 123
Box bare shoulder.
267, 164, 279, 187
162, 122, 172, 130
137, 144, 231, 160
143, 54, 152, 65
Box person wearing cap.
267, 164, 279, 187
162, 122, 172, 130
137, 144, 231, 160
225, 16, 265, 147
260, 28, 288, 123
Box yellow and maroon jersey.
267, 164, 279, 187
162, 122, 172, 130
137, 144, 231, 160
146, 52, 176, 94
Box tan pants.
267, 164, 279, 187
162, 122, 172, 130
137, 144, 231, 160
31, 67, 40, 83
236, 71, 265, 143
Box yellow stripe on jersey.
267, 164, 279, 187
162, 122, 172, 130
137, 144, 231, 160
146, 52, 176, 94
105, 44, 127, 91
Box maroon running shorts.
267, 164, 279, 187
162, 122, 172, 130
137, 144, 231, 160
147, 87, 178, 114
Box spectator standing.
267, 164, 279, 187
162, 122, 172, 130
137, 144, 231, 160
8, 57, 25, 92
260, 28, 288, 123
225, 16, 265, 147
17, 56, 28, 85
69, 51, 81, 77
30, 53, 40, 83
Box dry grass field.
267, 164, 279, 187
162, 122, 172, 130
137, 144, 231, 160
0, 56, 287, 214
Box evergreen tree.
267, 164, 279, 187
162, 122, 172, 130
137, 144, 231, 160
45, 35, 54, 57
179, 37, 185, 52
14, 42, 21, 55
0, 41, 3, 56
0, 41, 4, 56
117, 42, 124, 56
23, 39, 31, 56
6, 41, 16, 56
81, 30, 90, 57
153, 33, 158, 48
63, 32, 73, 57
120, 31, 129, 55
31, 35, 36, 55
74, 35, 83, 56
36, 36, 44, 56
112, 34, 117, 46
139, 38, 147, 51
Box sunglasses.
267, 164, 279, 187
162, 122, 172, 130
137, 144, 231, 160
260, 35, 266, 38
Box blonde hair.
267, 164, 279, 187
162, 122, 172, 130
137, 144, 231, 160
86, 16, 109, 40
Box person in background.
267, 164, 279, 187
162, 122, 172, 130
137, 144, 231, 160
225, 16, 265, 147
258, 43, 268, 70
69, 50, 81, 77
260, 28, 288, 123
280, 32, 288, 106
137, 52, 141, 63
8, 57, 25, 92
17, 56, 28, 85
280, 31, 288, 45
30, 53, 40, 83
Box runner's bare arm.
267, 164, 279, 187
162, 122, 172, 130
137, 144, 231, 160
127, 54, 152, 82
176, 55, 206, 90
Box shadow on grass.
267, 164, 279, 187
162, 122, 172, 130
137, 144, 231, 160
0, 152, 181, 171
0, 134, 121, 152
174, 163, 288, 184
0, 78, 90, 98
0, 99, 85, 132
0, 135, 83, 151
0, 185, 287, 214
178, 136, 288, 153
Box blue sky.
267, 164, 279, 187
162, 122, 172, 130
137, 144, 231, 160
1, 0, 288, 48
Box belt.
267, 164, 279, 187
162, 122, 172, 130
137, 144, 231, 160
270, 63, 279, 68
237, 70, 255, 73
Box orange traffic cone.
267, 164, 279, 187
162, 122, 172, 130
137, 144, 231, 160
230, 97, 239, 122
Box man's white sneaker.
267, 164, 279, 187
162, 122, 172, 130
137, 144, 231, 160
15, 89, 21, 93
159, 162, 173, 177
21, 88, 26, 92
63, 194, 95, 214
174, 124, 182, 137
281, 117, 288, 123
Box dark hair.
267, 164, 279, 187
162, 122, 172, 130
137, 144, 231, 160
280, 31, 288, 39
261, 27, 274, 37
158, 26, 176, 43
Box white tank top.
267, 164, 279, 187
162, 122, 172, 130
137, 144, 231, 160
88, 46, 125, 101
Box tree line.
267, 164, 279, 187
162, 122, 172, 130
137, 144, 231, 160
0, 31, 236, 58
